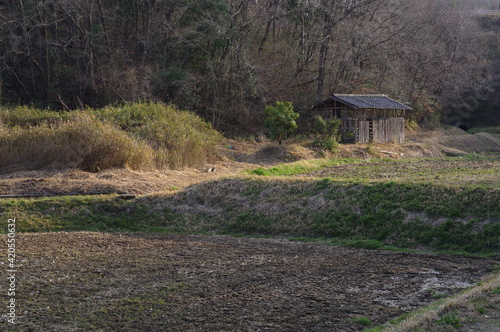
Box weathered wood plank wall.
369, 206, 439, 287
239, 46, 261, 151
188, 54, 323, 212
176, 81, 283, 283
371, 117, 404, 143
311, 108, 406, 143
358, 120, 370, 143
343, 117, 404, 143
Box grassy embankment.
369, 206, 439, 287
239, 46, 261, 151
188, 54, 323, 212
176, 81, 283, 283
2, 157, 499, 255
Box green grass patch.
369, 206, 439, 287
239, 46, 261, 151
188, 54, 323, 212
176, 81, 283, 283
0, 195, 185, 233
353, 316, 372, 326
245, 158, 500, 191
348, 239, 385, 250
244, 158, 377, 176
437, 312, 462, 328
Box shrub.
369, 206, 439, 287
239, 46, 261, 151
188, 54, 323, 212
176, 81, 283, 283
61, 114, 154, 171
263, 101, 299, 144
311, 115, 340, 152
312, 115, 329, 135
312, 115, 340, 136
312, 137, 338, 152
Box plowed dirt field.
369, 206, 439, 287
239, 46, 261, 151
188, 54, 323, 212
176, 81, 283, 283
0, 232, 494, 331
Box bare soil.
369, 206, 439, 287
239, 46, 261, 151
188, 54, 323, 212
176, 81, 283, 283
0, 232, 495, 331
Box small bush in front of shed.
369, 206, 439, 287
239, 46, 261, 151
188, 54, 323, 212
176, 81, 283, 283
312, 115, 340, 152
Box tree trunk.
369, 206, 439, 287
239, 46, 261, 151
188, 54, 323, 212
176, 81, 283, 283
316, 2, 333, 103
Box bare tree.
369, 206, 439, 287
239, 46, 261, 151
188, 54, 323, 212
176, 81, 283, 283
0, 0, 495, 130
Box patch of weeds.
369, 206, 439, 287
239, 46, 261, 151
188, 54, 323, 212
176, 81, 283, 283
388, 314, 408, 325
366, 142, 378, 156
353, 316, 372, 326
349, 239, 384, 250
362, 327, 384, 332
289, 237, 320, 243
492, 286, 500, 294
477, 307, 487, 314
224, 212, 278, 234
313, 136, 338, 152
438, 312, 462, 328
426, 289, 447, 299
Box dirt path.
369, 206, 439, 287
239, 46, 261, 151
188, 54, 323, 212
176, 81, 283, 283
0, 232, 494, 331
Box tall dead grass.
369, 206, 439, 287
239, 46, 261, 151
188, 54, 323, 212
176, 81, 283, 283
0, 102, 222, 172
0, 113, 152, 171
91, 102, 223, 169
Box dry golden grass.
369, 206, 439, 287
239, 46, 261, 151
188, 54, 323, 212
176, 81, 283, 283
0, 113, 151, 172
0, 103, 223, 172
406, 127, 500, 154
0, 159, 257, 196
91, 102, 224, 169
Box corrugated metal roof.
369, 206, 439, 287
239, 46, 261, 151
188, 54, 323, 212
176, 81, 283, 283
316, 94, 412, 110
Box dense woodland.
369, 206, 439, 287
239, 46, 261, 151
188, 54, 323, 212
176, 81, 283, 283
1, 0, 499, 134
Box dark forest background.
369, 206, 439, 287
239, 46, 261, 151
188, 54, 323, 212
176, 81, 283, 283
1, 0, 499, 135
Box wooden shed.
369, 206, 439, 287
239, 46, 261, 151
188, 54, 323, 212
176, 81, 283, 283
311, 94, 412, 143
